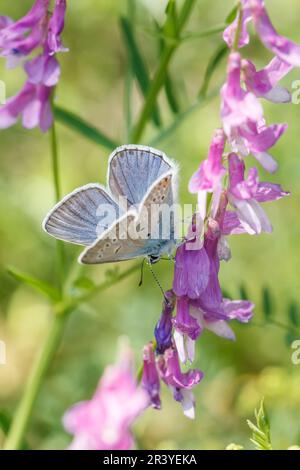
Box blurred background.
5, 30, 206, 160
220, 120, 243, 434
0, 0, 300, 450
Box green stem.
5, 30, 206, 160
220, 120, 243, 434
131, 0, 196, 142
50, 120, 65, 294
3, 312, 69, 450
4, 114, 67, 450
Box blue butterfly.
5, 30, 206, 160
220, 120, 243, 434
43, 145, 178, 264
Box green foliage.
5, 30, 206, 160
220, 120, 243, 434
7, 266, 60, 302
120, 17, 162, 127
247, 399, 272, 450
54, 106, 118, 150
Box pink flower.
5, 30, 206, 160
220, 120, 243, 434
242, 57, 292, 103
228, 153, 289, 234
221, 53, 287, 173
225, 0, 300, 68
251, 0, 300, 67
189, 129, 226, 193
189, 129, 226, 214
25, 54, 61, 87
63, 344, 147, 450
223, 2, 252, 49
221, 53, 263, 137
0, 81, 53, 132
158, 346, 203, 419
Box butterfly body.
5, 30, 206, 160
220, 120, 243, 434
43, 145, 178, 264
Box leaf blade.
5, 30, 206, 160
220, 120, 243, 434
54, 106, 118, 151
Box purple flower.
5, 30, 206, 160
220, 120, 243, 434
0, 81, 53, 132
63, 343, 147, 450
25, 54, 61, 86
0, 0, 50, 68
142, 342, 161, 410
223, 2, 252, 49
47, 0, 68, 55
173, 242, 210, 300
251, 0, 300, 67
242, 57, 292, 103
172, 296, 202, 364
228, 153, 289, 234
154, 290, 175, 354
158, 346, 203, 419
142, 343, 161, 409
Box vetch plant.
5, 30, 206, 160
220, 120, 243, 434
0, 0, 299, 451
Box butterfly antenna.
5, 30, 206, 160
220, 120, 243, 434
147, 261, 169, 303
138, 258, 146, 287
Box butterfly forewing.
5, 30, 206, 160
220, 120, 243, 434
108, 145, 172, 209
43, 184, 122, 246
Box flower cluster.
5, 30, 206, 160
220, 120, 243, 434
142, 0, 295, 419
63, 342, 147, 450
0, 0, 67, 131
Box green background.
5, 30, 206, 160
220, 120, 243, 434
0, 0, 300, 450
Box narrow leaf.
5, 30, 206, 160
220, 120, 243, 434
154, 20, 180, 115
239, 283, 249, 301
226, 4, 239, 24
199, 44, 228, 97
120, 17, 162, 127
288, 302, 300, 327
0, 411, 11, 434
54, 106, 118, 150
7, 266, 60, 302
262, 287, 273, 319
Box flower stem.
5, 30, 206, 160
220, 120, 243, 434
4, 115, 67, 450
232, 2, 243, 52
50, 120, 65, 294
130, 0, 197, 143
3, 312, 69, 450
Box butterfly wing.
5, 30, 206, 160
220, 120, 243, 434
79, 212, 145, 264
79, 173, 177, 264
43, 184, 122, 246
108, 145, 174, 209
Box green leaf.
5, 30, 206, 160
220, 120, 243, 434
239, 283, 249, 301
164, 0, 179, 39
154, 20, 180, 115
288, 302, 300, 327
198, 44, 228, 98
73, 276, 96, 291
247, 399, 272, 450
226, 4, 239, 24
54, 106, 118, 151
262, 287, 273, 319
7, 266, 60, 302
0, 411, 11, 434
120, 17, 162, 128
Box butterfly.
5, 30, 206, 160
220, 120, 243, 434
43, 145, 178, 265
